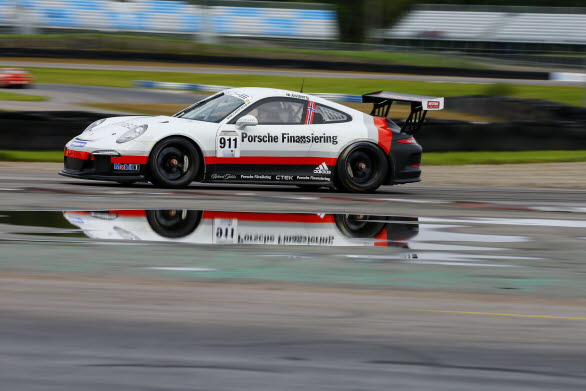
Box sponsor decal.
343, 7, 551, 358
236, 233, 335, 246
239, 132, 338, 145
426, 101, 440, 109
211, 174, 237, 180
276, 175, 294, 181
240, 174, 272, 180
70, 140, 87, 148
285, 92, 308, 100
296, 175, 330, 181
113, 163, 140, 171
313, 162, 331, 174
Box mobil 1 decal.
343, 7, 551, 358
217, 130, 240, 158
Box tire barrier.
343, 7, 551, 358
0, 111, 114, 151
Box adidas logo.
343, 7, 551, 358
313, 162, 331, 174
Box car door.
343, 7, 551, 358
303, 101, 355, 181
211, 97, 315, 183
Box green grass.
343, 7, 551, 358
0, 150, 63, 162
423, 150, 586, 165
0, 90, 46, 101
0, 33, 483, 69
28, 67, 586, 107
3, 150, 586, 165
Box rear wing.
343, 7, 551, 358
362, 91, 444, 134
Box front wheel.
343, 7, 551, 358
334, 143, 388, 193
148, 137, 200, 188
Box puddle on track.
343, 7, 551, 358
0, 209, 585, 294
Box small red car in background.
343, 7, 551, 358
0, 68, 33, 88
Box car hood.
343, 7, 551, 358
77, 115, 204, 141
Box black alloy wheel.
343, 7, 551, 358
335, 142, 388, 193
334, 214, 386, 238
148, 137, 200, 188
146, 209, 202, 239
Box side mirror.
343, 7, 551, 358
236, 115, 258, 129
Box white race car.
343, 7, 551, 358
60, 88, 443, 192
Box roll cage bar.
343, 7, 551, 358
362, 91, 444, 134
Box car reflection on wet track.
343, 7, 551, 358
62, 210, 420, 248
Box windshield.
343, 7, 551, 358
175, 93, 244, 123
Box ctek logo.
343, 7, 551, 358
313, 162, 331, 174
427, 101, 441, 109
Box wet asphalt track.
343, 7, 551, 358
1, 168, 586, 390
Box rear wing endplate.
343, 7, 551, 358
362, 91, 444, 134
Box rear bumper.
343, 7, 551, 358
389, 141, 422, 185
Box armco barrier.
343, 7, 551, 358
0, 111, 113, 151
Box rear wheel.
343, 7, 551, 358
148, 137, 200, 188
335, 143, 388, 193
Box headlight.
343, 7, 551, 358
116, 124, 148, 144
81, 119, 106, 137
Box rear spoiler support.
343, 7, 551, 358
363, 91, 444, 134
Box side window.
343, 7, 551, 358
235, 98, 305, 125
314, 104, 351, 124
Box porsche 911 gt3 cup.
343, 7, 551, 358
60, 88, 443, 192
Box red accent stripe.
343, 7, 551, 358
108, 210, 147, 217
111, 156, 148, 164
65, 210, 147, 217
64, 148, 92, 160
373, 117, 393, 154
205, 156, 337, 166
374, 227, 388, 247
203, 211, 335, 223
64, 149, 147, 164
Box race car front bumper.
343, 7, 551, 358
59, 148, 148, 183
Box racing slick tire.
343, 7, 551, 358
148, 137, 201, 188
334, 142, 388, 193
335, 214, 385, 238
146, 209, 202, 238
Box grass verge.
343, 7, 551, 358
0, 33, 485, 69
27, 67, 585, 107
0, 90, 47, 101
0, 150, 63, 162
2, 150, 586, 166
423, 151, 586, 165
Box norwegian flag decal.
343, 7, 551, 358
305, 101, 316, 124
